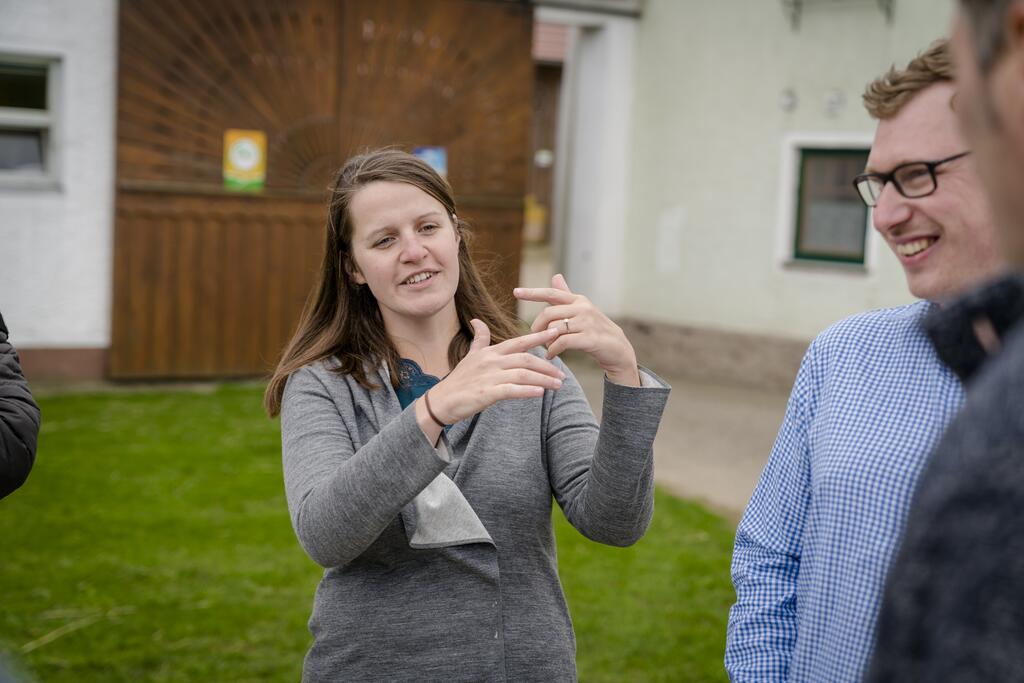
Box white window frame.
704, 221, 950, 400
775, 132, 876, 274
0, 51, 62, 190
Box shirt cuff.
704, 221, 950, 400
639, 367, 669, 389
434, 432, 453, 463
605, 365, 671, 390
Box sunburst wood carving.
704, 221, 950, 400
118, 0, 530, 195
112, 0, 531, 378
336, 0, 531, 197
118, 0, 342, 191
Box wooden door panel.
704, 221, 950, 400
111, 193, 324, 378
460, 202, 526, 308
112, 0, 531, 378
338, 0, 532, 197
117, 0, 343, 189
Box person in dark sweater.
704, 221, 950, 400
867, 1, 1024, 679
0, 311, 40, 500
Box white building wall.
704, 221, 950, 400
0, 0, 957, 349
539, 6, 637, 315
621, 0, 953, 341
0, 0, 118, 347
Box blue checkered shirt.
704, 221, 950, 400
725, 302, 964, 683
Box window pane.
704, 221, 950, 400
795, 150, 869, 263
0, 63, 47, 110
0, 130, 44, 171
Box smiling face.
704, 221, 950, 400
867, 81, 1002, 301
347, 180, 461, 333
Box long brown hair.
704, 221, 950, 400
264, 149, 520, 417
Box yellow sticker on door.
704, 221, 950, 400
223, 130, 266, 191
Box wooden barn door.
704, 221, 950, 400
111, 0, 532, 379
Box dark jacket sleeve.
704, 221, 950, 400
0, 312, 41, 499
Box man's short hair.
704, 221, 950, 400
959, 0, 1014, 72
863, 40, 953, 119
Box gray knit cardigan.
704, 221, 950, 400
281, 354, 670, 682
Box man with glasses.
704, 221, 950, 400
866, 2, 1024, 678
726, 40, 1003, 683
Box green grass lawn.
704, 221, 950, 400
0, 384, 735, 682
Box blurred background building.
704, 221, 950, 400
0, 0, 949, 386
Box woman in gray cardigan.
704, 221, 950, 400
265, 149, 669, 682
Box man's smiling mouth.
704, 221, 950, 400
896, 237, 938, 257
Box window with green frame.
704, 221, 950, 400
0, 58, 54, 179
794, 148, 870, 264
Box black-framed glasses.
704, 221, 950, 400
852, 151, 971, 207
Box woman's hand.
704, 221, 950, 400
514, 274, 640, 387
423, 321, 566, 430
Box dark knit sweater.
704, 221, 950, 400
867, 274, 1024, 682
0, 311, 40, 500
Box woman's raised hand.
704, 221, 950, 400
425, 320, 566, 426
514, 274, 640, 387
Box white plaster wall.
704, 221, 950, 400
622, 0, 955, 341
539, 6, 636, 314
0, 0, 117, 347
